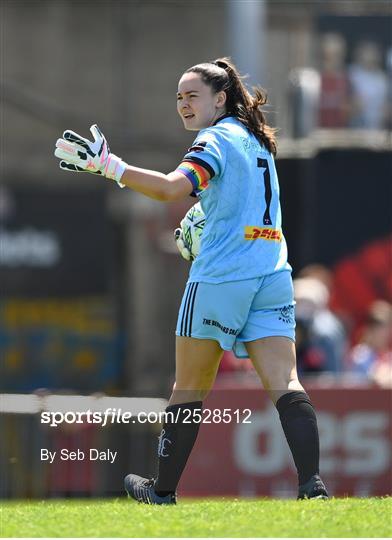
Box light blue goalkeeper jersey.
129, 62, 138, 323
181, 115, 291, 283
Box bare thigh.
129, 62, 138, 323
169, 336, 224, 406
245, 336, 304, 404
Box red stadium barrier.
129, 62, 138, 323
179, 383, 391, 497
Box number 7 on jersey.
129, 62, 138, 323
257, 157, 272, 226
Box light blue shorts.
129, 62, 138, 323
175, 270, 296, 358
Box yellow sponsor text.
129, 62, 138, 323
244, 226, 282, 242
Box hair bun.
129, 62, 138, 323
214, 59, 230, 71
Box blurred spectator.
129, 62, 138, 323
288, 68, 320, 137
318, 33, 350, 128
348, 41, 388, 129
294, 277, 347, 374
298, 263, 333, 294
329, 236, 392, 341
347, 300, 392, 388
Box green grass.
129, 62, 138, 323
1, 497, 391, 538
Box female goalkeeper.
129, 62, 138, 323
55, 58, 328, 503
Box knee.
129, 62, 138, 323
264, 367, 301, 393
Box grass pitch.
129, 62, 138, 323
1, 497, 391, 538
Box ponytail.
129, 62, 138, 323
185, 57, 277, 155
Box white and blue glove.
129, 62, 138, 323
54, 124, 127, 187
174, 228, 192, 261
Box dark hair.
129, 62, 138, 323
185, 57, 277, 155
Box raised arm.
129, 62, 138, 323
54, 124, 197, 202
119, 166, 194, 202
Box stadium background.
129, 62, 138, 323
1, 0, 391, 499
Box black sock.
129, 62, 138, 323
154, 401, 202, 496
276, 391, 320, 486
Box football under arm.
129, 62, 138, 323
119, 166, 194, 201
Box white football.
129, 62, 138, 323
180, 202, 206, 260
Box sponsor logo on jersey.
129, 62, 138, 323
240, 136, 261, 153
203, 318, 239, 336
244, 226, 282, 242
187, 141, 207, 153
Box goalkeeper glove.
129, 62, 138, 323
174, 228, 192, 261
54, 124, 127, 187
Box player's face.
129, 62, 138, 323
177, 72, 226, 131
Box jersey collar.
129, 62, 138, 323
212, 113, 234, 126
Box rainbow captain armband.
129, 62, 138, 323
176, 159, 215, 194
